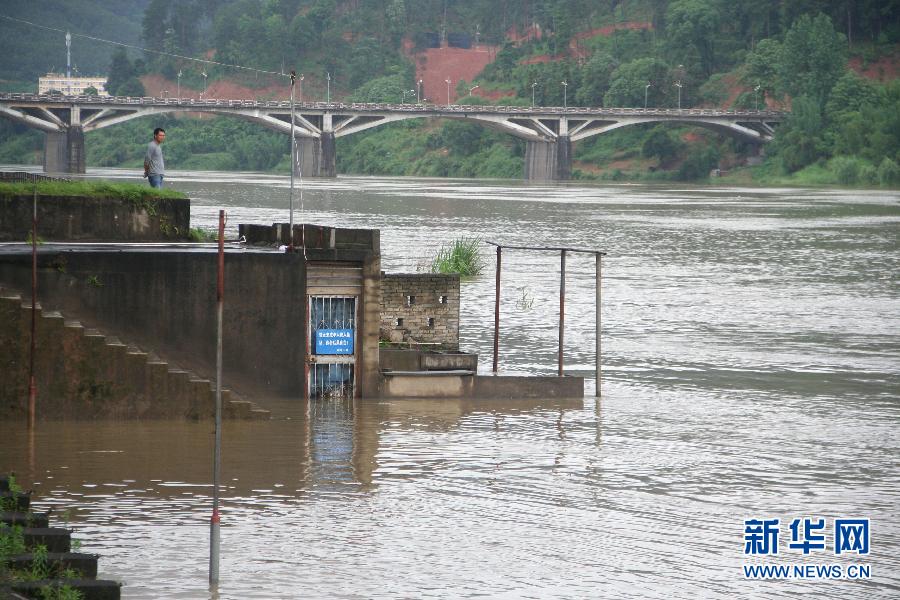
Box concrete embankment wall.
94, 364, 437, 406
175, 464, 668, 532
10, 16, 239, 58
0, 294, 268, 420
0, 195, 190, 241
0, 249, 307, 397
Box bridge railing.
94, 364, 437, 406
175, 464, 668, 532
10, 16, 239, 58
0, 92, 787, 118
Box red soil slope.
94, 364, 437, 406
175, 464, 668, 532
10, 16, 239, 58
411, 44, 498, 103
140, 74, 288, 101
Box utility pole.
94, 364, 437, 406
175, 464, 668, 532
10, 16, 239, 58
65, 32, 71, 96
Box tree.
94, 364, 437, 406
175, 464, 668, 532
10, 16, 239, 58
779, 13, 847, 106
106, 48, 135, 96
665, 0, 722, 77
772, 95, 825, 172
642, 127, 682, 163
743, 38, 782, 96
825, 71, 880, 121
117, 78, 146, 97
604, 58, 670, 107
574, 53, 618, 106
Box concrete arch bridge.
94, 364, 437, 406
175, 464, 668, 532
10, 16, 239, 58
0, 93, 786, 180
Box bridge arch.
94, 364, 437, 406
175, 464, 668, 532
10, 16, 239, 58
0, 93, 786, 178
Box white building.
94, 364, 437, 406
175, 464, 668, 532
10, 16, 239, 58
38, 73, 109, 96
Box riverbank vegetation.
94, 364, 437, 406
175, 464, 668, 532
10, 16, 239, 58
431, 237, 486, 277
0, 1, 898, 187
0, 180, 185, 200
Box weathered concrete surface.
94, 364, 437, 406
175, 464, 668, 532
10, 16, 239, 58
43, 125, 85, 174
13, 579, 121, 600
0, 248, 306, 398
295, 133, 336, 177
524, 136, 572, 181
380, 349, 477, 372
474, 375, 584, 399
0, 195, 190, 241
7, 552, 99, 579
380, 372, 583, 399
381, 371, 475, 398
0, 294, 269, 420
240, 222, 382, 398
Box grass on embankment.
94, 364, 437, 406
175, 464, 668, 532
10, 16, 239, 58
0, 180, 185, 200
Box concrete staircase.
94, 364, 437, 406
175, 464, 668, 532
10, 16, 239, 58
0, 290, 269, 420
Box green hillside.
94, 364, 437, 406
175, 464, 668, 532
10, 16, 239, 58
1, 0, 899, 186
0, 1, 148, 86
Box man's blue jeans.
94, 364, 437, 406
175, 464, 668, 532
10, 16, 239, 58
148, 174, 164, 188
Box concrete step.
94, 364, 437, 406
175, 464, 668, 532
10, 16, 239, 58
12, 578, 121, 600
23, 527, 72, 553
0, 510, 50, 528
0, 490, 31, 511
6, 551, 99, 579
1, 285, 269, 421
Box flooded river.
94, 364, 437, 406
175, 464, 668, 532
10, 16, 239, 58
2, 169, 899, 598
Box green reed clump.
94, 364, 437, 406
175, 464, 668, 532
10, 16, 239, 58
430, 237, 485, 276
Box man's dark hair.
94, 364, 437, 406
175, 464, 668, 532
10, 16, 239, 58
153, 127, 165, 136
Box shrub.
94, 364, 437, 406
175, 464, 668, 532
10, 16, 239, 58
677, 145, 720, 180
877, 157, 900, 186
830, 155, 862, 184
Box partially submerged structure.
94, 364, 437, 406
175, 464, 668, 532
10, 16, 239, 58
0, 202, 583, 418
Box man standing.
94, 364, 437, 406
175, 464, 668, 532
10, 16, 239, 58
144, 127, 166, 188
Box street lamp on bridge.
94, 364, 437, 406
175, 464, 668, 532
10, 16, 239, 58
417, 79, 423, 103
326, 72, 331, 103
754, 83, 761, 111
674, 81, 682, 109
177, 70, 182, 99
200, 70, 208, 99
561, 80, 568, 109
468, 85, 479, 97
644, 82, 651, 109
531, 81, 537, 107
445, 78, 452, 104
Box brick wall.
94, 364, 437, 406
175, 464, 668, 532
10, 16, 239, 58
381, 273, 459, 350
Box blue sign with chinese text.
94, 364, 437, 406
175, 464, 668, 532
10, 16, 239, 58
315, 329, 354, 355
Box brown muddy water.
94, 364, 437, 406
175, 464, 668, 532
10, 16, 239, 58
2, 168, 899, 598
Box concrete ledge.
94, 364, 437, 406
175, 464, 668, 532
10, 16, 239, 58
474, 375, 584, 399
380, 371, 474, 398
379, 372, 584, 399
0, 195, 190, 241
382, 369, 475, 376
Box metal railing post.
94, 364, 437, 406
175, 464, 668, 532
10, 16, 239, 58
595, 252, 601, 397
558, 250, 566, 377
492, 245, 501, 373
28, 185, 37, 429
210, 209, 225, 585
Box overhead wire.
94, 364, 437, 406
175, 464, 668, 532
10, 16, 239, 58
0, 14, 288, 78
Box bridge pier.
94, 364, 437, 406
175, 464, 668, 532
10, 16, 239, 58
295, 133, 336, 178
524, 136, 571, 181
43, 126, 85, 174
